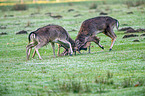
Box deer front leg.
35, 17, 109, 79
51, 42, 56, 58
26, 47, 30, 60
66, 41, 73, 56
28, 48, 32, 56
59, 40, 73, 56
32, 49, 36, 58
79, 36, 104, 51
60, 49, 68, 56
88, 43, 91, 53
92, 36, 104, 50
34, 42, 47, 60
57, 44, 61, 56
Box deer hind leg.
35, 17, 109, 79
110, 31, 117, 51
104, 28, 117, 51
26, 43, 36, 60
32, 50, 36, 58
110, 36, 116, 51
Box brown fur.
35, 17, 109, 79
75, 16, 119, 52
26, 24, 75, 60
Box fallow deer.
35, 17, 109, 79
75, 16, 119, 52
26, 24, 76, 60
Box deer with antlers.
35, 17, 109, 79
75, 16, 119, 53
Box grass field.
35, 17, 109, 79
0, 0, 145, 95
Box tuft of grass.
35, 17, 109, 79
107, 71, 113, 79
140, 87, 145, 95
89, 3, 97, 9
95, 72, 114, 85
26, 21, 31, 27
0, 86, 10, 95
141, 52, 145, 61
122, 77, 133, 88
51, 75, 92, 94
51, 75, 57, 82
84, 81, 92, 93
41, 67, 47, 73
96, 83, 106, 94
125, 0, 145, 8
58, 80, 82, 93
134, 77, 145, 87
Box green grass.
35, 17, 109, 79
0, 0, 145, 96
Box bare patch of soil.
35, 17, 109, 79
123, 34, 138, 38
127, 12, 134, 14
119, 27, 145, 33
68, 9, 74, 12
136, 28, 145, 32
119, 27, 134, 31
140, 33, 145, 36
74, 14, 82, 17
45, 12, 62, 19
133, 39, 140, 42
0, 32, 7, 35
50, 15, 62, 19
125, 29, 138, 33
0, 26, 6, 29
68, 29, 77, 32
16, 30, 27, 35
99, 12, 108, 15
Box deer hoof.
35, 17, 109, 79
69, 54, 73, 56
101, 46, 104, 49
78, 50, 81, 54
109, 48, 112, 51
74, 51, 76, 55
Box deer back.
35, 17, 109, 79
29, 25, 70, 44
75, 16, 118, 50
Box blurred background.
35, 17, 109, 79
1, 0, 99, 6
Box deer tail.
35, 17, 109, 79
28, 32, 36, 43
116, 20, 119, 30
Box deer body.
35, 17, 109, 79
75, 16, 119, 52
26, 25, 74, 60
